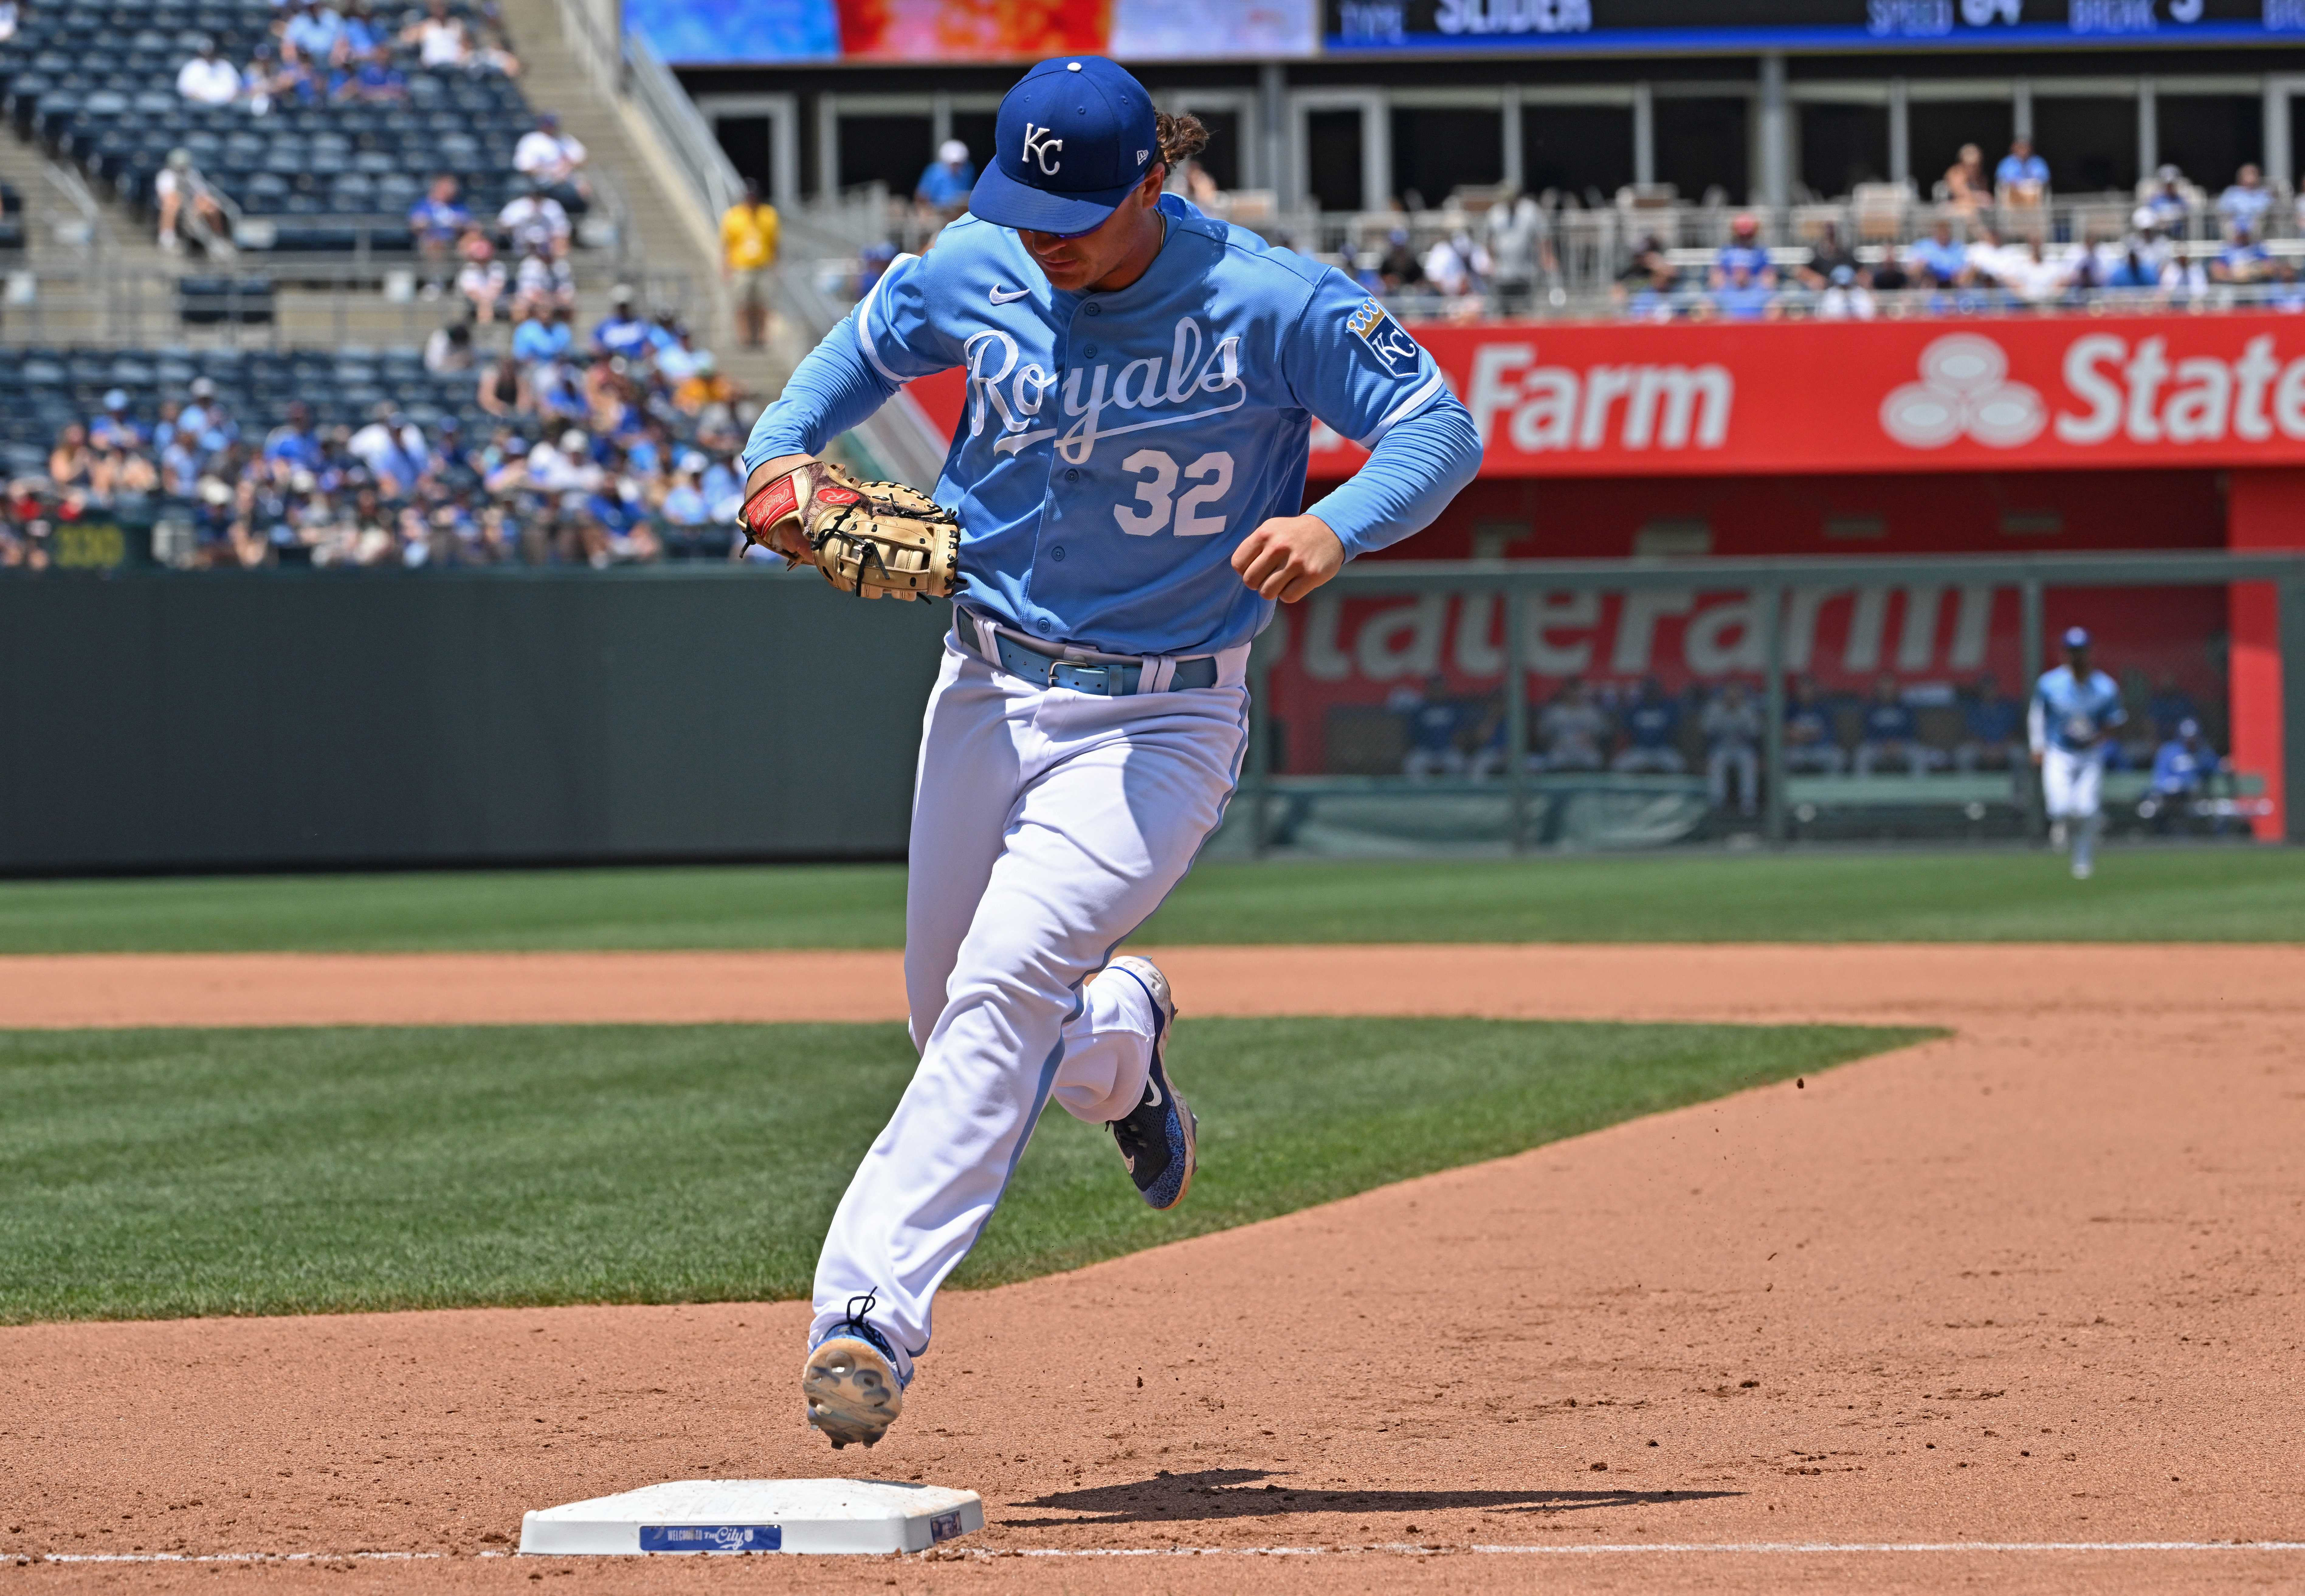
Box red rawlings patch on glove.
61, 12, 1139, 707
816, 486, 862, 507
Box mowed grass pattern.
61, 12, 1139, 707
0, 849, 2297, 953
0, 1018, 1929, 1323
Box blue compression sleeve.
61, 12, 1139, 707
741, 315, 900, 475
1305, 400, 1483, 559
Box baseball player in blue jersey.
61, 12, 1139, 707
740, 56, 1480, 1449
2029, 626, 2128, 879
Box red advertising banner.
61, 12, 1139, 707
904, 313, 2305, 479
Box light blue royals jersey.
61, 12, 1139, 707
776, 201, 1457, 657
2031, 665, 2127, 756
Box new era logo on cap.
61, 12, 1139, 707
968, 56, 1160, 236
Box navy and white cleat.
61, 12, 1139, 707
1103, 954, 1198, 1211
802, 1295, 909, 1449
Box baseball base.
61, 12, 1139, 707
517, 1478, 984, 1555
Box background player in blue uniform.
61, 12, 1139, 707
2029, 626, 2128, 879
741, 55, 1481, 1448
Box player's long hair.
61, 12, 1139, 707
1156, 111, 1209, 174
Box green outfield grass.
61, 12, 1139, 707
1, 849, 2299, 953
0, 1017, 1927, 1323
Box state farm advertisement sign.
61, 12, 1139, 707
904, 313, 2305, 477
1307, 315, 2305, 476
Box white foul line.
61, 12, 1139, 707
38, 1542, 2305, 1564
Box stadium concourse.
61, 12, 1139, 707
3, 940, 2302, 1593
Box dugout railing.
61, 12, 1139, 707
1239, 551, 2305, 855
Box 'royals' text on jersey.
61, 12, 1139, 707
2033, 665, 2127, 756
828, 201, 1452, 656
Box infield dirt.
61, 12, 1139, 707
4, 944, 2302, 1594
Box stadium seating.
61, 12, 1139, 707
0, 0, 534, 253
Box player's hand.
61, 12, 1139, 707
1232, 514, 1344, 604
743, 453, 819, 562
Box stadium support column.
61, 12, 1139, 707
1888, 78, 1909, 186
2228, 468, 2305, 841
1762, 586, 1786, 846
1505, 588, 1529, 854
2021, 579, 2045, 841
1633, 82, 1655, 187
1758, 54, 1789, 216
1261, 64, 1287, 210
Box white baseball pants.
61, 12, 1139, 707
809, 631, 1251, 1371
2041, 745, 2104, 819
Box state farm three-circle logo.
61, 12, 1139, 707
1879, 334, 2047, 449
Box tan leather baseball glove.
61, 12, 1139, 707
737, 459, 961, 602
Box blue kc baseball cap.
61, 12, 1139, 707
967, 56, 1160, 236
2062, 626, 2092, 649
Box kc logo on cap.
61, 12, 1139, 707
1021, 123, 1063, 175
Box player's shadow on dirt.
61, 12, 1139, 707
1002, 1468, 1738, 1527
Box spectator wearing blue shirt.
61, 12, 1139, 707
1710, 212, 1775, 289
1705, 261, 1776, 321
914, 139, 976, 218
2148, 718, 2221, 832
336, 45, 404, 104
512, 303, 570, 365
407, 174, 470, 290
2214, 228, 2271, 286
1400, 673, 1467, 780
1783, 676, 1846, 773
1854, 673, 1933, 777
1995, 137, 2049, 205
89, 390, 148, 451
2217, 163, 2271, 241
1611, 677, 1686, 773
1907, 219, 1970, 288
332, 1, 380, 65
591, 288, 653, 360
283, 0, 344, 66
262, 401, 324, 478
1953, 672, 2025, 773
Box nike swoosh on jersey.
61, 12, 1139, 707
988, 285, 1032, 304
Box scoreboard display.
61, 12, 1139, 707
1326, 0, 2305, 52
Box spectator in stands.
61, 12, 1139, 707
499, 178, 571, 255
515, 241, 576, 312
402, 0, 471, 69
592, 288, 654, 360
1421, 229, 1489, 311
514, 301, 573, 364
1484, 188, 1552, 314
423, 319, 475, 375
1907, 218, 1970, 288
1614, 233, 1679, 318
47, 424, 94, 493
1701, 679, 1763, 817
1995, 136, 2049, 207
154, 150, 231, 256
1783, 676, 1845, 773
177, 37, 242, 106
1816, 263, 1877, 320
1951, 672, 2025, 773
473, 24, 523, 77
1611, 677, 1685, 773
672, 352, 737, 420
0, 1, 17, 44
239, 43, 283, 115
914, 139, 975, 221
1795, 220, 1858, 292
2005, 236, 2078, 306
515, 112, 591, 215
1701, 260, 1776, 321
2213, 228, 2272, 287
454, 230, 508, 322
408, 175, 470, 295
2144, 166, 2191, 233
1536, 677, 1609, 771
660, 455, 712, 528
2147, 718, 2220, 831
721, 178, 780, 352
262, 401, 324, 477
334, 43, 406, 104
1400, 674, 1466, 780
1711, 212, 1774, 289
2104, 215, 2169, 292
1942, 143, 1989, 218
282, 1, 345, 68
2218, 163, 2271, 241
90, 391, 147, 452
349, 406, 428, 499
1854, 673, 1933, 777
1376, 229, 1423, 294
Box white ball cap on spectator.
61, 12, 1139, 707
939, 139, 968, 164
559, 429, 588, 453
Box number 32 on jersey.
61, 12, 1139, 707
1114, 449, 1233, 537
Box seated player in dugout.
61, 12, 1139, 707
735, 56, 1481, 1448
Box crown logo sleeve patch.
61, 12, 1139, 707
1346, 298, 1422, 378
